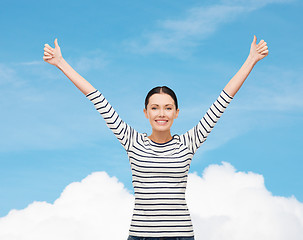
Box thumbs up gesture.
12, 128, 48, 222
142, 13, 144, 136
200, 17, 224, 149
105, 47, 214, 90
43, 38, 63, 67
250, 35, 269, 63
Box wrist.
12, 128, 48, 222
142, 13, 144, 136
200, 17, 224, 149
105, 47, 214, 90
56, 57, 65, 70
247, 54, 258, 66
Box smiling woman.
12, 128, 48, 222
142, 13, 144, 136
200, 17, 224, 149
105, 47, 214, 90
43, 35, 268, 240
143, 86, 180, 143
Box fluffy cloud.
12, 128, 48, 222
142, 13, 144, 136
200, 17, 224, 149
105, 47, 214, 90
187, 162, 303, 240
0, 172, 134, 240
1, 162, 303, 240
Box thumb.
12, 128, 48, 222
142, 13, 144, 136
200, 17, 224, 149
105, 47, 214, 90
252, 35, 257, 45
54, 38, 59, 48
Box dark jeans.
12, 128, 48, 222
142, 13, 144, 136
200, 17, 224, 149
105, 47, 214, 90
127, 236, 195, 240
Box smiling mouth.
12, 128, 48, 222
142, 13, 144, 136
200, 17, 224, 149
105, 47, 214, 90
155, 120, 168, 125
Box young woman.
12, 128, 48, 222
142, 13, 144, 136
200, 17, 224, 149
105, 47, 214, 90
43, 36, 268, 240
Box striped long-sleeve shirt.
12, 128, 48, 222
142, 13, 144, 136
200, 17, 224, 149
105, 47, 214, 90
86, 89, 233, 238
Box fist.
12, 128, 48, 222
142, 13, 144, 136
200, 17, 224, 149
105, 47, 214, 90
43, 38, 63, 67
250, 35, 269, 63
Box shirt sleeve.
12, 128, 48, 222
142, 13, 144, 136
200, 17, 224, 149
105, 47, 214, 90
86, 89, 136, 151
180, 89, 233, 154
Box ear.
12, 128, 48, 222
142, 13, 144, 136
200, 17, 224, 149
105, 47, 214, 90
143, 108, 149, 119
174, 109, 180, 119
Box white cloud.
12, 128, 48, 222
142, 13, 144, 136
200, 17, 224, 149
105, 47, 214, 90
126, 0, 292, 55
0, 172, 134, 240
1, 162, 302, 240
187, 162, 303, 240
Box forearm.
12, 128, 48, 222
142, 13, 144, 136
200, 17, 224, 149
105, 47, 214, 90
223, 54, 257, 97
181, 89, 233, 154
86, 89, 135, 151
57, 58, 96, 95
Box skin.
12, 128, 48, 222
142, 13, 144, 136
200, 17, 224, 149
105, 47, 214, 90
43, 36, 269, 143
143, 93, 179, 143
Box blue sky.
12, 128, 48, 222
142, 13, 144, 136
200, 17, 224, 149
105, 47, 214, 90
0, 0, 302, 218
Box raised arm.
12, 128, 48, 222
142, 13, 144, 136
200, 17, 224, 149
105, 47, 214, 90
181, 35, 269, 154
223, 35, 269, 97
43, 39, 136, 151
43, 38, 95, 95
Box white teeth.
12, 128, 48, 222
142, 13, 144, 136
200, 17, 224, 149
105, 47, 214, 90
156, 120, 167, 125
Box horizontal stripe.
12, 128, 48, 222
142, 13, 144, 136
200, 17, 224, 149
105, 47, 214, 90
131, 162, 189, 169
86, 89, 232, 237
131, 224, 192, 228
133, 180, 187, 184
132, 174, 188, 179
134, 185, 186, 189
129, 230, 193, 233
132, 219, 192, 222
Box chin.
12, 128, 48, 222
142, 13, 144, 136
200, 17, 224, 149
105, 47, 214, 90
153, 126, 172, 132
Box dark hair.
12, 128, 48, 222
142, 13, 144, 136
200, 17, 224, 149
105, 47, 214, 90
145, 86, 178, 110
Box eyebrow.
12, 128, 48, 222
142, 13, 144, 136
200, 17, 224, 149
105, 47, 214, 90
150, 104, 174, 107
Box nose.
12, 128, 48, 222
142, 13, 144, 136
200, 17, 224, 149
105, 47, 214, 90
159, 108, 165, 117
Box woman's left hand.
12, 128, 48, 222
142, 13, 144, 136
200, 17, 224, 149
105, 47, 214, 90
249, 35, 269, 63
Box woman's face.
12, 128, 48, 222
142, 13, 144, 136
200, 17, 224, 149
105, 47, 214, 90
143, 93, 179, 132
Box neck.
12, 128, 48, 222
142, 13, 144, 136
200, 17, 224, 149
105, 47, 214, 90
148, 130, 172, 143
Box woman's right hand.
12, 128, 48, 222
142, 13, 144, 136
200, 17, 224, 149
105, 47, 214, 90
43, 38, 63, 67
